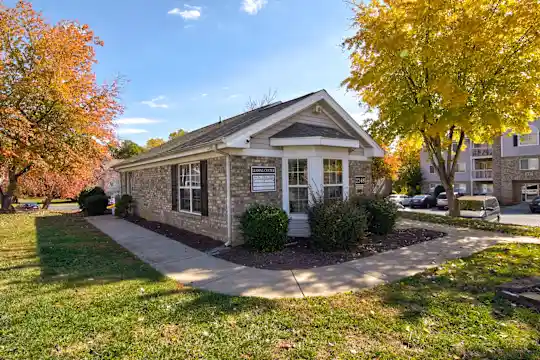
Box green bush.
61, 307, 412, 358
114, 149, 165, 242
307, 198, 368, 251
77, 187, 106, 210
84, 194, 109, 216
400, 211, 540, 238
115, 194, 133, 217
351, 196, 398, 235
239, 204, 289, 252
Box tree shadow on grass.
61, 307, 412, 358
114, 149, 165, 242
34, 214, 164, 289
374, 244, 540, 359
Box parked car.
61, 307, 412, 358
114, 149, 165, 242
455, 195, 500, 222
388, 194, 411, 207
409, 194, 436, 208
436, 192, 464, 210
20, 203, 39, 211
530, 196, 540, 213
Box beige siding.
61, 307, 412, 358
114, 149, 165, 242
250, 108, 343, 150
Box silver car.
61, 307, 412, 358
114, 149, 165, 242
455, 195, 501, 222
388, 194, 411, 206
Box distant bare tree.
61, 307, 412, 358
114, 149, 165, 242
245, 88, 278, 110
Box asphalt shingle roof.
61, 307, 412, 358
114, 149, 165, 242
118, 92, 315, 165
271, 122, 356, 140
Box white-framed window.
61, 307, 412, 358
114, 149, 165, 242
519, 133, 539, 146
519, 158, 539, 170
456, 162, 466, 173
429, 165, 435, 174
454, 183, 467, 193
288, 159, 308, 213
179, 162, 201, 213
323, 159, 343, 201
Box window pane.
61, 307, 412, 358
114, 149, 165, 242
532, 158, 539, 170
192, 189, 201, 213
289, 159, 298, 172
289, 187, 308, 213
298, 171, 307, 185
324, 186, 343, 201
180, 165, 190, 186
521, 159, 529, 170
191, 163, 200, 187
179, 189, 191, 211
289, 172, 298, 186
335, 159, 343, 172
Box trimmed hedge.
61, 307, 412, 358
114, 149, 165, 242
400, 211, 540, 238
308, 198, 368, 251
115, 194, 133, 218
84, 194, 109, 216
77, 187, 106, 210
351, 196, 398, 235
239, 204, 289, 252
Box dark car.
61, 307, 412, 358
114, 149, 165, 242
20, 203, 39, 210
409, 194, 436, 209
530, 196, 540, 213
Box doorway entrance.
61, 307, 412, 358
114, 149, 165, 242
521, 183, 540, 202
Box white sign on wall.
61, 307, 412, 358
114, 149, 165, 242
251, 166, 276, 193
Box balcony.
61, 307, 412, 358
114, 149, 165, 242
473, 169, 493, 179
472, 147, 493, 157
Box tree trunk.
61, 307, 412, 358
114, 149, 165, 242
446, 184, 459, 217
1, 174, 18, 212
42, 196, 52, 209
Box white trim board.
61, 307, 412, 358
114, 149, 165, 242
270, 137, 360, 148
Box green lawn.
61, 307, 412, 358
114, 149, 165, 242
0, 213, 539, 359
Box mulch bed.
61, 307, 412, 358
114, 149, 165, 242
215, 228, 447, 270
124, 215, 223, 251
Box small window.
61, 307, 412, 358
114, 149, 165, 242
519, 133, 539, 146
288, 159, 308, 213
178, 163, 201, 214
429, 165, 435, 174
456, 162, 466, 173
520, 158, 539, 170
323, 159, 343, 201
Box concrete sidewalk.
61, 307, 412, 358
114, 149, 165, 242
86, 216, 540, 299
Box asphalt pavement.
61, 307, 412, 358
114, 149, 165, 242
401, 202, 540, 227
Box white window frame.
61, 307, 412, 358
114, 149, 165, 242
178, 162, 202, 214
323, 158, 344, 201
456, 162, 466, 173
518, 133, 539, 147
429, 165, 435, 174
287, 159, 309, 214
519, 157, 539, 171
454, 183, 467, 193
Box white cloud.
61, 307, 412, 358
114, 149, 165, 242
114, 118, 161, 125
201, 93, 208, 97
241, 0, 267, 15
227, 94, 241, 99
117, 128, 149, 135
141, 96, 169, 109
168, 4, 201, 20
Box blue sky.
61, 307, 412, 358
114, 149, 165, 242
18, 0, 370, 145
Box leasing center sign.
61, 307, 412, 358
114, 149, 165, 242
251, 166, 276, 193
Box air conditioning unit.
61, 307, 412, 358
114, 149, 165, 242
313, 104, 322, 114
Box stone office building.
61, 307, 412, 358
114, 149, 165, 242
116, 90, 384, 245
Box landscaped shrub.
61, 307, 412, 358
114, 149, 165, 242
400, 211, 540, 238
115, 194, 133, 217
84, 194, 109, 216
351, 196, 398, 235
77, 187, 106, 210
239, 204, 289, 252
307, 197, 368, 251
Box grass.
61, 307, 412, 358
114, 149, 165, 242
0, 213, 539, 359
400, 211, 540, 238
17, 198, 75, 204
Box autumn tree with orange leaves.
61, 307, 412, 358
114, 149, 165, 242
0, 1, 122, 210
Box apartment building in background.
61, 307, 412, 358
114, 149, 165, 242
421, 120, 540, 204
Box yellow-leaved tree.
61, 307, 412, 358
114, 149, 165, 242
343, 0, 540, 215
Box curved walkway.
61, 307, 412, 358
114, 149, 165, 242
86, 216, 540, 299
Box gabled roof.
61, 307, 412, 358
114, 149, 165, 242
272, 122, 356, 140
117, 92, 314, 166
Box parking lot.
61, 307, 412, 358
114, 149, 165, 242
401, 202, 540, 227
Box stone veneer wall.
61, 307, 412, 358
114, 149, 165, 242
230, 156, 282, 244
128, 156, 228, 242
493, 138, 540, 204
349, 160, 372, 196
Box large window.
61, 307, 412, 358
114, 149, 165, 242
288, 159, 308, 213
179, 163, 201, 213
519, 133, 539, 146
323, 159, 343, 201
456, 162, 466, 173
520, 158, 539, 170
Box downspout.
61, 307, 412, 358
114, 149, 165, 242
213, 145, 232, 246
